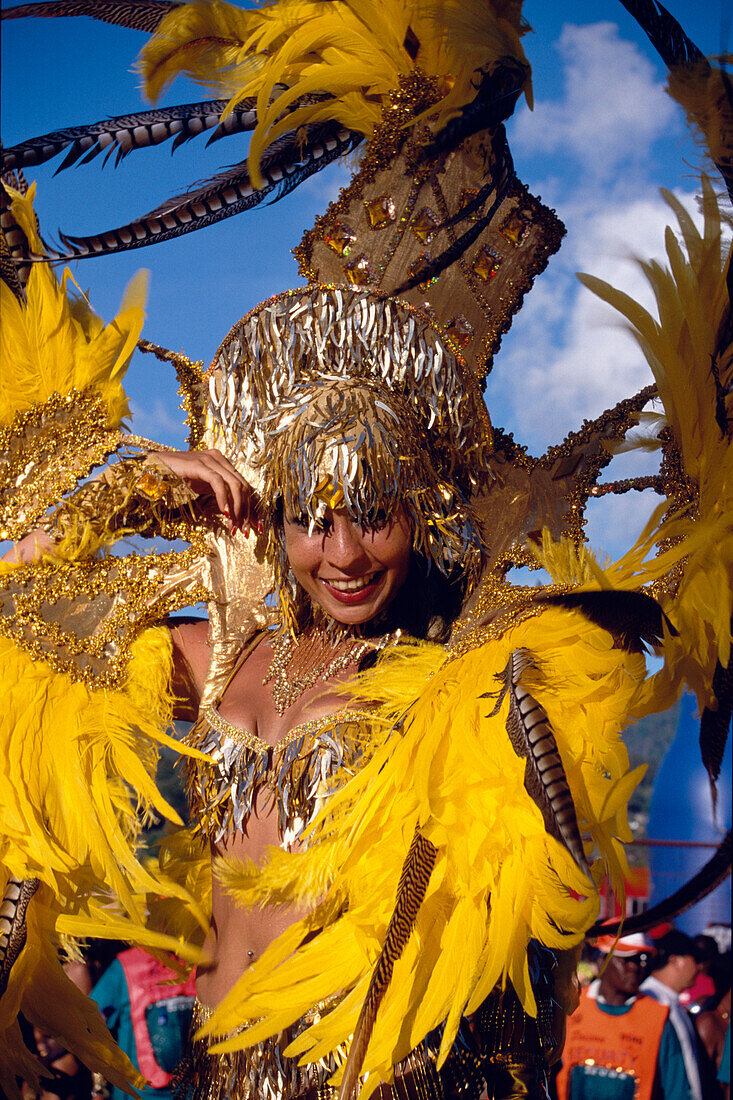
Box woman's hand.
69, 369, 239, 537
148, 450, 261, 533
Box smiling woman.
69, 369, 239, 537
282, 507, 412, 624
0, 2, 731, 1099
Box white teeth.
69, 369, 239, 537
324, 575, 375, 592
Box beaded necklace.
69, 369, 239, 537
263, 627, 398, 715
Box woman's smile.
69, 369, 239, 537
283, 509, 411, 625
320, 571, 385, 603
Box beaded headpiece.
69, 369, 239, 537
205, 284, 494, 625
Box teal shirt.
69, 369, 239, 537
566, 999, 692, 1100
90, 959, 193, 1100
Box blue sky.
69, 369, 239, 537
1, 0, 730, 560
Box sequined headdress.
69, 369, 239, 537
205, 284, 494, 625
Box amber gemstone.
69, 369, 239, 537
411, 207, 440, 244
500, 209, 529, 247
344, 255, 376, 286
445, 314, 475, 348
325, 221, 357, 256
364, 194, 397, 230
409, 253, 438, 290
472, 245, 501, 282
458, 189, 481, 222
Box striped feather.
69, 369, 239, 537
337, 828, 438, 1100
488, 649, 592, 881
618, 0, 705, 69
699, 632, 733, 815
0, 877, 39, 997
1, 0, 176, 32
32, 122, 360, 260
0, 177, 51, 292
2, 100, 258, 175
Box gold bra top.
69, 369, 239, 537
184, 699, 371, 847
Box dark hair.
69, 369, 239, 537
385, 554, 466, 642
693, 934, 719, 966
649, 930, 696, 971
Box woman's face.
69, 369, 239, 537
283, 507, 412, 627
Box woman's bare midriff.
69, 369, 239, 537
190, 632, 354, 1009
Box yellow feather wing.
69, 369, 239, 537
203, 609, 643, 1089
139, 0, 532, 186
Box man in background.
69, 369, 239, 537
556, 932, 692, 1099
641, 930, 704, 1100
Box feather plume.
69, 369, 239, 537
1, 0, 176, 32
0, 183, 146, 428
1, 100, 252, 175
33, 121, 358, 260
0, 878, 38, 997
139, 0, 531, 186
487, 649, 592, 881
203, 610, 643, 1090
699, 635, 733, 815
578, 183, 733, 729
338, 829, 438, 1100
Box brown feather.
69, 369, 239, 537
700, 626, 733, 817
487, 649, 592, 880
1, 0, 176, 33
0, 877, 39, 997
338, 829, 437, 1100
538, 589, 677, 653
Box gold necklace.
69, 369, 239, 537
263, 628, 398, 715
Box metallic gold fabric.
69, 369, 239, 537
173, 999, 341, 1100
296, 71, 565, 384
0, 388, 121, 541
175, 1001, 445, 1100
0, 546, 208, 687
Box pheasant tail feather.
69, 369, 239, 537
338, 829, 437, 1100
490, 649, 592, 881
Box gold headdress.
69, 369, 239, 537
206, 284, 494, 626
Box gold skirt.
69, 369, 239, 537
172, 1000, 444, 1100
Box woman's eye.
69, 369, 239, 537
288, 513, 330, 532
366, 509, 389, 530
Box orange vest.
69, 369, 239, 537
556, 988, 669, 1100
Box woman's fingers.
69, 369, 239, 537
2, 529, 55, 564
148, 450, 260, 531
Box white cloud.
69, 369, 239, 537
128, 398, 188, 448
512, 22, 678, 182
492, 187, 701, 451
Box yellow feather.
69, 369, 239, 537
0, 187, 146, 429
139, 0, 531, 186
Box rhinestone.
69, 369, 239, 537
411, 207, 440, 243
324, 221, 357, 256
458, 188, 481, 222
445, 314, 475, 349
471, 245, 502, 282
500, 208, 530, 247
364, 194, 397, 230
409, 253, 438, 290
344, 254, 376, 286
